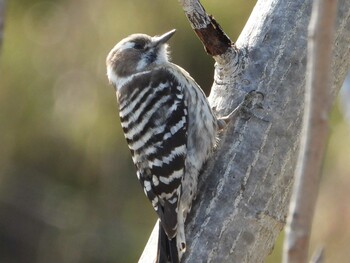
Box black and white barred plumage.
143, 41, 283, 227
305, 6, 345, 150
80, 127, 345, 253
106, 29, 218, 262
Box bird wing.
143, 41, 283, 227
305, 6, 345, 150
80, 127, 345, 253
118, 68, 188, 238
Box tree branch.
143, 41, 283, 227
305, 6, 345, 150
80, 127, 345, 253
140, 0, 350, 262
177, 0, 241, 88
283, 0, 338, 262
177, 0, 232, 56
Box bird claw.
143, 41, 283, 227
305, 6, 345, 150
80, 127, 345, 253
217, 90, 266, 130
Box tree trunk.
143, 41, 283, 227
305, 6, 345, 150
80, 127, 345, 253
141, 0, 350, 262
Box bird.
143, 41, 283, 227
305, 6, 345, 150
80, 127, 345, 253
106, 29, 221, 263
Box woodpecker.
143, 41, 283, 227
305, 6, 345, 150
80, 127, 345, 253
106, 29, 219, 262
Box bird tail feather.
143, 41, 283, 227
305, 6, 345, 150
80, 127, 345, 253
156, 225, 179, 263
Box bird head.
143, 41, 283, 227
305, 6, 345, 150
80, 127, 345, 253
106, 29, 176, 89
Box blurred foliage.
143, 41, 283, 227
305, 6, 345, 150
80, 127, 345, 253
0, 1, 349, 263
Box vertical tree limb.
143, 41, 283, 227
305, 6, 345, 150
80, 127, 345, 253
283, 0, 338, 262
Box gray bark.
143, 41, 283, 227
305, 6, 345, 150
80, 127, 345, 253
141, 0, 350, 262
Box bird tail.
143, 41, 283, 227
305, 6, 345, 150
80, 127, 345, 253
156, 224, 179, 263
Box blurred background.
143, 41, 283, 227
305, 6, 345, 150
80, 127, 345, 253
0, 0, 349, 262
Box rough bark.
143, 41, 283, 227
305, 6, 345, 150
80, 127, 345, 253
140, 0, 350, 262
283, 0, 338, 262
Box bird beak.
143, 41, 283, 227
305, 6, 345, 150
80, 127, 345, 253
153, 29, 176, 46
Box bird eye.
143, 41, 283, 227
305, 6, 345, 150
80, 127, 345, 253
133, 42, 145, 50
